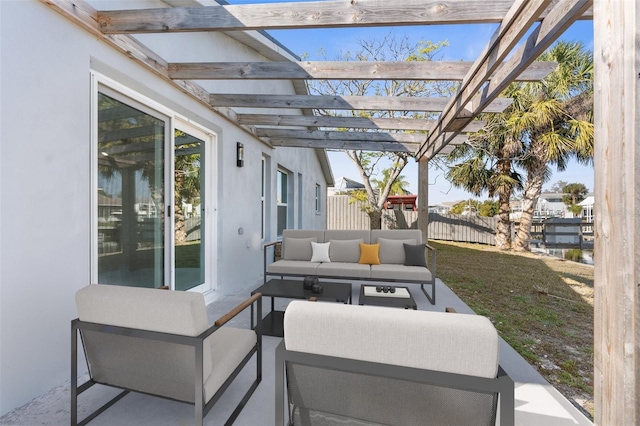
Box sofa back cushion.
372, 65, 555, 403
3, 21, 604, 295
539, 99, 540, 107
371, 229, 423, 244
324, 230, 370, 244
281, 230, 325, 261
376, 237, 416, 264
76, 285, 210, 403
327, 239, 364, 263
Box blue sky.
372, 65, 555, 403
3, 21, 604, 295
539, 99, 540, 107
227, 1, 595, 204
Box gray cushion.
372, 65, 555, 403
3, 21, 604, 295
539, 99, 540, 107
324, 230, 370, 244
316, 262, 371, 279
377, 238, 416, 264
372, 229, 422, 245
267, 259, 320, 275
404, 243, 427, 267
283, 237, 317, 261
370, 264, 432, 282
329, 239, 364, 263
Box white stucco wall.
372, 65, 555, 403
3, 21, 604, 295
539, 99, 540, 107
0, 0, 329, 415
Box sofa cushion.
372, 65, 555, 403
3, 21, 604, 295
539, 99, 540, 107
404, 243, 427, 267
370, 264, 432, 282
359, 243, 380, 265
283, 237, 317, 261
310, 242, 331, 263
328, 238, 364, 263
267, 260, 320, 276
284, 301, 499, 378
324, 230, 370, 244
372, 229, 423, 245
377, 237, 416, 264
316, 262, 371, 279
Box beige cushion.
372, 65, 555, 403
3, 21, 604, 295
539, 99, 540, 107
283, 237, 317, 261
328, 239, 364, 263
377, 237, 416, 264
284, 301, 499, 378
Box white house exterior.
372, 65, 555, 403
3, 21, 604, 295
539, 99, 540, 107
0, 0, 333, 415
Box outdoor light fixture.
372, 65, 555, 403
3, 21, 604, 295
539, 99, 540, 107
236, 142, 244, 167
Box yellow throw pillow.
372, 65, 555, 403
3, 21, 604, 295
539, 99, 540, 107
359, 243, 381, 265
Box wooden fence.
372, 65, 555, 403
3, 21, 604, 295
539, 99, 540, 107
327, 196, 497, 245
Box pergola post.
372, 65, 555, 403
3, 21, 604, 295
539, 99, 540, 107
418, 156, 429, 243
593, 1, 640, 425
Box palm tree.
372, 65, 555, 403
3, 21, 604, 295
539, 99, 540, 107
512, 41, 594, 250
446, 107, 523, 250
372, 169, 410, 195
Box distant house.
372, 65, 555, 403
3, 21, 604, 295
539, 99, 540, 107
510, 193, 595, 221
328, 176, 366, 195
385, 194, 417, 211
429, 201, 457, 214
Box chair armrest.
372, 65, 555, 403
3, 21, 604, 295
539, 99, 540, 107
263, 241, 281, 275
424, 243, 436, 277
215, 293, 262, 327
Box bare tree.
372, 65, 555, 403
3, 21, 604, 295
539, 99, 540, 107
308, 33, 454, 228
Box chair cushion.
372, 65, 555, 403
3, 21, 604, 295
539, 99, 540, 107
324, 230, 370, 244
359, 243, 380, 265
284, 301, 499, 379
377, 237, 416, 264
204, 327, 256, 401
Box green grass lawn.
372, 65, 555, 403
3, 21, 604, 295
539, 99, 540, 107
431, 240, 594, 418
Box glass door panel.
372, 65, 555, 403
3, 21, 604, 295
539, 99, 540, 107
174, 130, 205, 291
96, 92, 165, 288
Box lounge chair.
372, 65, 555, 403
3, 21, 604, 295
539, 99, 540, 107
71, 284, 262, 426
276, 301, 514, 425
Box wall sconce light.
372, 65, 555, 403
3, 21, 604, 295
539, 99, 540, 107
236, 142, 244, 167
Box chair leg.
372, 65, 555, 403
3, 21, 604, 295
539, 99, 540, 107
421, 282, 436, 305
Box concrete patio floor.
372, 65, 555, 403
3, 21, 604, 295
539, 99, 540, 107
0, 279, 593, 425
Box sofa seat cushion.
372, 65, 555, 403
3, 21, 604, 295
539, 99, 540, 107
370, 264, 432, 282
204, 327, 256, 402
317, 262, 371, 279
267, 260, 320, 276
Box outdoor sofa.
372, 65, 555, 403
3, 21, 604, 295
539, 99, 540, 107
276, 300, 514, 425
264, 229, 437, 304
71, 284, 262, 426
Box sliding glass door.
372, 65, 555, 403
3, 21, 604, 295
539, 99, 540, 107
96, 91, 166, 288
94, 81, 214, 292
174, 127, 206, 291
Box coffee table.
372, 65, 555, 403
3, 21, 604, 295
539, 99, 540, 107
358, 285, 417, 310
251, 279, 352, 337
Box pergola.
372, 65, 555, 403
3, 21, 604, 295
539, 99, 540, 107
43, 0, 638, 424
